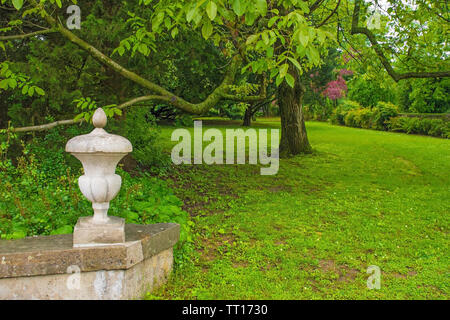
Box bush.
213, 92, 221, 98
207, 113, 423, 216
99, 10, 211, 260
331, 100, 362, 125
340, 100, 363, 111
356, 108, 375, 129
386, 116, 408, 132
347, 77, 397, 108
110, 107, 170, 171
209, 102, 247, 120
344, 110, 358, 127
398, 78, 450, 113
372, 101, 399, 130
329, 101, 449, 139
304, 103, 333, 121
225, 102, 247, 120
343, 108, 375, 129
174, 114, 194, 127
387, 116, 449, 138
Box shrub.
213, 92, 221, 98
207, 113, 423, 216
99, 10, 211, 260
340, 100, 363, 111
428, 120, 449, 138
347, 77, 397, 108
356, 108, 375, 129
387, 116, 449, 138
210, 102, 247, 120
111, 107, 170, 171
386, 116, 408, 132
404, 117, 421, 134
331, 100, 362, 125
344, 110, 358, 127
343, 108, 375, 129
372, 101, 399, 130
174, 114, 194, 127
330, 101, 449, 139
330, 110, 345, 125
304, 103, 333, 121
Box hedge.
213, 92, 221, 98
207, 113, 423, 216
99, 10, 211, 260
387, 117, 450, 138
331, 101, 449, 139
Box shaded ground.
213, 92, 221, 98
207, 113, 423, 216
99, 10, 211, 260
146, 119, 449, 299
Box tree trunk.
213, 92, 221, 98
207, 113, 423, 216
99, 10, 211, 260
242, 107, 252, 126
277, 65, 312, 157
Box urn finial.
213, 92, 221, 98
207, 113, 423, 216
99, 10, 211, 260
66, 108, 132, 247
92, 108, 107, 128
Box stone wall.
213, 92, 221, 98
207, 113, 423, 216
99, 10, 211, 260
0, 223, 179, 300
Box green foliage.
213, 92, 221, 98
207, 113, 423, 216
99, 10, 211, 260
136, 0, 335, 89
0, 129, 89, 239
0, 62, 45, 97
344, 107, 375, 129
12, 0, 24, 10
1, 0, 228, 128
73, 97, 122, 122
331, 100, 362, 125
303, 103, 333, 121
332, 100, 399, 131
387, 117, 450, 138
113, 170, 194, 265
372, 101, 399, 130
339, 100, 362, 111
174, 114, 195, 127
0, 126, 193, 263
347, 77, 396, 108
110, 107, 170, 170
210, 102, 248, 120
397, 78, 450, 114
329, 100, 449, 138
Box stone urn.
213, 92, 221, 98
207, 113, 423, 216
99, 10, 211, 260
66, 108, 132, 247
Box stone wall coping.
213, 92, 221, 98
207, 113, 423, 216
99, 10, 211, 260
0, 223, 180, 279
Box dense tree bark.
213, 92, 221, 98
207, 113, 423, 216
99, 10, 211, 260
242, 98, 272, 127
243, 107, 252, 127
277, 64, 312, 157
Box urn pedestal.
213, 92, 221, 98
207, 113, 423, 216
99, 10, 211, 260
0, 107, 180, 300
66, 108, 132, 247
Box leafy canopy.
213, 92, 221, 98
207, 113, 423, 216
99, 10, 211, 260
115, 0, 336, 88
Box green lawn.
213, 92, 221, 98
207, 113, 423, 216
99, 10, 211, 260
147, 118, 449, 299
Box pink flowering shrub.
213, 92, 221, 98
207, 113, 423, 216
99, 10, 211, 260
321, 69, 353, 100
322, 75, 348, 100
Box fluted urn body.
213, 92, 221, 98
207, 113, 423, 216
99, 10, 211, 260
66, 108, 132, 246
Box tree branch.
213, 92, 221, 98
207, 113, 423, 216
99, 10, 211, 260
11, 119, 81, 133
28, 0, 246, 115
218, 92, 266, 102
309, 0, 325, 14
6, 95, 168, 133
116, 95, 169, 109
350, 0, 450, 81
317, 0, 341, 28
0, 29, 56, 41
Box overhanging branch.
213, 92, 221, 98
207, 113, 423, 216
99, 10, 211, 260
26, 0, 246, 115
0, 29, 57, 41
317, 0, 341, 28
11, 119, 82, 133
5, 95, 168, 133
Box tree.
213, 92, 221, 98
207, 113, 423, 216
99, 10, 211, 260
1, 0, 338, 157
345, 0, 450, 81
397, 78, 450, 113
1, 0, 449, 156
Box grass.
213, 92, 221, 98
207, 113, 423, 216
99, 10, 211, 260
146, 118, 449, 299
